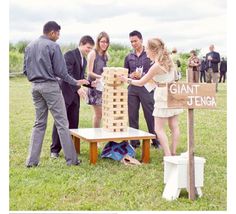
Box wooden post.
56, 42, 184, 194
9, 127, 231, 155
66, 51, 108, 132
187, 68, 196, 200
188, 109, 196, 199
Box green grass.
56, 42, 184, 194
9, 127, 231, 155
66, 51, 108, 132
9, 77, 227, 211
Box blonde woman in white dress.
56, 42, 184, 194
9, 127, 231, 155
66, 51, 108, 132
120, 38, 183, 156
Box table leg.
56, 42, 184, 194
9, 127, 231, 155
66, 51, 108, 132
71, 135, 80, 154
142, 139, 150, 163
90, 142, 98, 165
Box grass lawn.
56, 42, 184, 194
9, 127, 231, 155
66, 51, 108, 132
9, 77, 227, 211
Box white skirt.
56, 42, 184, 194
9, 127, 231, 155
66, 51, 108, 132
152, 86, 183, 118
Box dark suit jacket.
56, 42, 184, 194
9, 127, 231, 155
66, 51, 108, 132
220, 60, 227, 73
205, 51, 220, 72
60, 48, 87, 105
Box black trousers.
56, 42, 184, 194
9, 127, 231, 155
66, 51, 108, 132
200, 71, 206, 82
128, 85, 159, 147
51, 98, 80, 154
219, 72, 226, 83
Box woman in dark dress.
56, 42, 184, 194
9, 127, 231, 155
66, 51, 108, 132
87, 32, 110, 127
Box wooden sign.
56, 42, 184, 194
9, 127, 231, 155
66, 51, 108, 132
167, 83, 216, 109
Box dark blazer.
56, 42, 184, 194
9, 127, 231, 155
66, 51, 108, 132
60, 48, 87, 105
220, 60, 227, 73
205, 51, 220, 72
200, 60, 206, 72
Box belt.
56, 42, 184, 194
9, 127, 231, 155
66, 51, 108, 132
156, 83, 167, 87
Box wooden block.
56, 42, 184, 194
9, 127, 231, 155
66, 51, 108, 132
102, 96, 128, 103
103, 102, 126, 109
103, 118, 128, 123
103, 87, 127, 94
102, 91, 127, 98
103, 126, 128, 132
103, 104, 127, 109
104, 113, 127, 118
102, 67, 128, 86
103, 112, 128, 119
104, 111, 125, 119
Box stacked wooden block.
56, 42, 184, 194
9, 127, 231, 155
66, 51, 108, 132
102, 67, 128, 132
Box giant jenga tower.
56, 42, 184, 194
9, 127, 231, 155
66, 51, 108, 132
102, 67, 128, 132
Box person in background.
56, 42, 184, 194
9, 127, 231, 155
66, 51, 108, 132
170, 47, 182, 81
187, 50, 200, 83
120, 38, 183, 156
200, 56, 206, 83
124, 30, 160, 149
50, 35, 95, 158
23, 21, 90, 167
87, 32, 110, 128
219, 57, 227, 83
205, 44, 220, 92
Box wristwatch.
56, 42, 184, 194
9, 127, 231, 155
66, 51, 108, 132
127, 79, 132, 85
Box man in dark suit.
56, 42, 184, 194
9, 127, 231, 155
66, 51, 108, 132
124, 30, 160, 149
50, 35, 95, 158
219, 57, 227, 83
200, 57, 206, 83
205, 44, 220, 92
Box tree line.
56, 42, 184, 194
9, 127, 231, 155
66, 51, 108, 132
9, 40, 192, 77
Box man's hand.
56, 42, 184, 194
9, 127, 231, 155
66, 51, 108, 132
130, 71, 141, 80
76, 79, 90, 86
129, 71, 136, 79
77, 87, 88, 100
207, 56, 213, 61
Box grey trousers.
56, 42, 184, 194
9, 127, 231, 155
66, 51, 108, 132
206, 68, 219, 92
26, 81, 79, 166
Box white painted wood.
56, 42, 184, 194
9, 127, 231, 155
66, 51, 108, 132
162, 155, 206, 200
70, 127, 156, 142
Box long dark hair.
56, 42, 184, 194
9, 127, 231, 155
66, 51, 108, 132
95, 32, 110, 55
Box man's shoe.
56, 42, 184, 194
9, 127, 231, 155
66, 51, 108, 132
75, 159, 82, 165
151, 140, 161, 149
131, 144, 140, 149
50, 152, 59, 159
26, 163, 38, 168
68, 159, 82, 166
130, 140, 140, 149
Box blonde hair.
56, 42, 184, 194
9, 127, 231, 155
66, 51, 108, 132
147, 38, 173, 71
95, 31, 110, 54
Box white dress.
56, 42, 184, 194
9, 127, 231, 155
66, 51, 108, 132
152, 68, 183, 118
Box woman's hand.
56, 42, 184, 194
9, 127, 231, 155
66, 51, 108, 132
119, 74, 129, 83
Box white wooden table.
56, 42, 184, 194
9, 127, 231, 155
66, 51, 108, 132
70, 127, 156, 165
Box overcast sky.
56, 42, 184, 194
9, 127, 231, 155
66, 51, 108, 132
10, 0, 226, 56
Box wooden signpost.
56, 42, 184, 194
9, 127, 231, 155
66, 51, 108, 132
167, 82, 216, 200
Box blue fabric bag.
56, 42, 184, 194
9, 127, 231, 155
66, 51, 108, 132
101, 141, 135, 161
